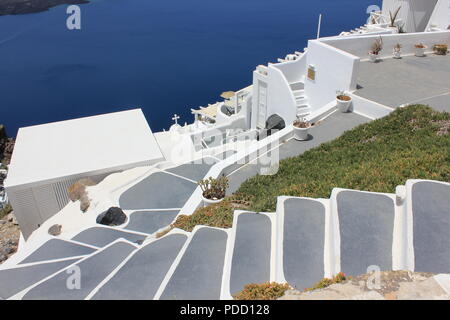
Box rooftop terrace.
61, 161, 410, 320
355, 54, 450, 112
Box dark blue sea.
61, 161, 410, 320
0, 0, 381, 136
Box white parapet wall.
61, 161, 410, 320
271, 52, 307, 85
349, 93, 395, 120
322, 31, 450, 60
305, 40, 360, 112
251, 65, 297, 129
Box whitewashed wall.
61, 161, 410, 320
266, 66, 297, 126
382, 0, 438, 32
426, 0, 450, 30
322, 31, 450, 60
304, 40, 360, 112
251, 66, 297, 129
271, 53, 307, 84
349, 93, 395, 119
6, 161, 154, 239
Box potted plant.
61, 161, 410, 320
433, 44, 448, 55
336, 90, 352, 113
388, 6, 401, 33
199, 176, 229, 206
393, 43, 402, 59
369, 36, 383, 62
293, 116, 311, 141
414, 43, 427, 57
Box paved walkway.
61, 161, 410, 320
227, 111, 370, 194
355, 55, 450, 111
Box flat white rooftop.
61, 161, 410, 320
5, 109, 164, 188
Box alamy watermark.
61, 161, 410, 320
66, 5, 81, 30
66, 265, 81, 290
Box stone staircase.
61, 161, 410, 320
289, 81, 310, 118
1, 179, 449, 300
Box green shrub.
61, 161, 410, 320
170, 194, 251, 232
234, 282, 291, 300
238, 105, 450, 212
171, 105, 450, 232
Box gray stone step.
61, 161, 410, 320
0, 258, 80, 299
336, 190, 395, 276
165, 157, 218, 181
71, 227, 147, 247
22, 241, 136, 300
119, 172, 197, 210
92, 234, 188, 300
124, 210, 179, 235
19, 239, 96, 264
282, 198, 325, 290
412, 181, 450, 274
229, 212, 271, 295
159, 227, 228, 300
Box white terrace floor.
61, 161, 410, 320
355, 54, 450, 112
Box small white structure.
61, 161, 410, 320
5, 109, 164, 239
381, 0, 439, 32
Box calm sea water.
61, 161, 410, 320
0, 0, 381, 136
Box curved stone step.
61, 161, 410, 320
124, 210, 179, 235
91, 233, 188, 300
22, 241, 136, 300
119, 172, 197, 210
0, 258, 80, 299
279, 198, 326, 291
165, 157, 218, 181
411, 181, 450, 274
19, 239, 96, 264
228, 212, 272, 296
159, 227, 228, 300
71, 227, 147, 248
336, 190, 395, 276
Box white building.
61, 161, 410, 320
4, 109, 165, 239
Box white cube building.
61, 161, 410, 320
5, 109, 165, 239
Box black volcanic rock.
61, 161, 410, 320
96, 207, 127, 226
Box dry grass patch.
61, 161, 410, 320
234, 282, 291, 300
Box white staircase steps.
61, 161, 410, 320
21, 240, 137, 300
158, 227, 228, 300
91, 233, 188, 300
